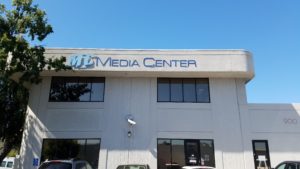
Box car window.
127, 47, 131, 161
287, 163, 297, 169
276, 163, 287, 169
1, 161, 7, 167
117, 166, 123, 169
38, 162, 72, 169
6, 162, 13, 168
85, 162, 93, 169
75, 163, 86, 169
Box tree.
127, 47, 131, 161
0, 0, 70, 162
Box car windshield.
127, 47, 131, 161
38, 162, 72, 169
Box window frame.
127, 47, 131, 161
49, 77, 105, 102
157, 138, 215, 168
157, 78, 210, 103
41, 138, 101, 169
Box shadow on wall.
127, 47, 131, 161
20, 106, 45, 169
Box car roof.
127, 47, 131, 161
182, 166, 214, 169
118, 164, 148, 166
283, 161, 300, 163
43, 159, 87, 163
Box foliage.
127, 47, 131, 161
0, 0, 70, 163
41, 140, 80, 161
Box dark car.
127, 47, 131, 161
116, 164, 150, 169
272, 161, 300, 169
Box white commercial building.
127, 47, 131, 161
19, 49, 300, 169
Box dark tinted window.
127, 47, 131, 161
39, 162, 72, 169
196, 79, 210, 103
170, 79, 183, 102
157, 79, 170, 102
200, 140, 215, 167
183, 79, 196, 102
1, 161, 6, 167
6, 162, 13, 168
157, 139, 215, 169
49, 77, 105, 102
287, 163, 297, 169
41, 139, 100, 169
157, 139, 171, 169
157, 78, 210, 103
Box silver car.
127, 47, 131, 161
38, 159, 93, 169
116, 164, 150, 169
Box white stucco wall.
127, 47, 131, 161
18, 49, 300, 169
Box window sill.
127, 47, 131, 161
156, 102, 211, 110
47, 102, 104, 109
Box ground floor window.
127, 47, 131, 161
252, 140, 271, 169
41, 138, 100, 169
157, 139, 215, 169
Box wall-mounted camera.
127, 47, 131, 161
127, 118, 136, 125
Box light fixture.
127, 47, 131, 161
127, 131, 132, 137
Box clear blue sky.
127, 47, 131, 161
5, 0, 300, 103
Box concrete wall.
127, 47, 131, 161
248, 104, 300, 168
19, 75, 300, 169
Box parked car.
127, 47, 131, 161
182, 166, 215, 169
38, 159, 93, 169
272, 161, 300, 169
0, 157, 15, 169
116, 164, 150, 169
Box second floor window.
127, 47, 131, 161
49, 77, 105, 102
157, 78, 210, 103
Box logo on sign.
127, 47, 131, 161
69, 54, 94, 68
68, 54, 197, 69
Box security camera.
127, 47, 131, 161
127, 118, 136, 125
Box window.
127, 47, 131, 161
1, 161, 6, 167
6, 162, 13, 168
41, 139, 100, 169
157, 139, 215, 169
157, 78, 210, 103
49, 77, 105, 102
276, 164, 286, 169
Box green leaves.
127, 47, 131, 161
0, 0, 70, 85
0, 0, 70, 162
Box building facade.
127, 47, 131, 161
19, 49, 300, 169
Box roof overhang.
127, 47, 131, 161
42, 48, 255, 81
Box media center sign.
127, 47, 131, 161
68, 54, 197, 70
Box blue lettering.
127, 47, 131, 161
163, 60, 171, 67
111, 59, 119, 67
96, 57, 111, 67
143, 58, 155, 68
120, 59, 128, 67
171, 60, 180, 67
188, 60, 197, 67
132, 60, 140, 67
155, 60, 163, 67
180, 60, 188, 68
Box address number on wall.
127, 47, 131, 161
283, 118, 298, 125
